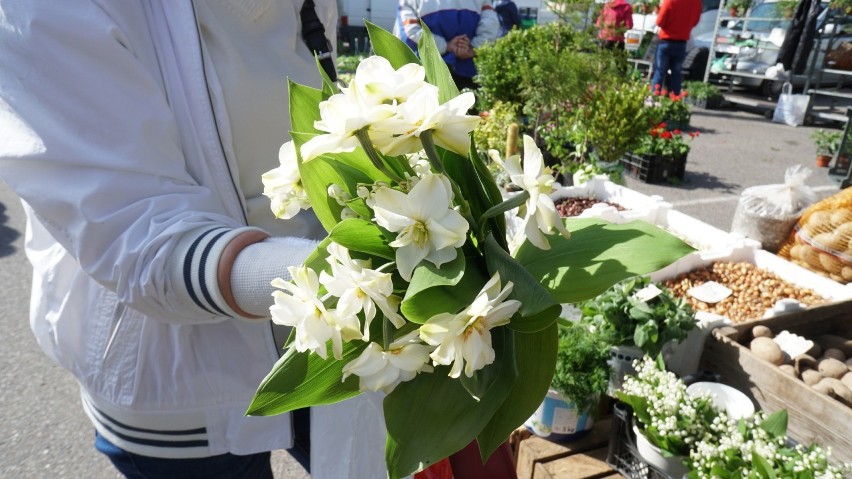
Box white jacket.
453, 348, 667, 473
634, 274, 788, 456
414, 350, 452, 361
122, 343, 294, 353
0, 0, 335, 459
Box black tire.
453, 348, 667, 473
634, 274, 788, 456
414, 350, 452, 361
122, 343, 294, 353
682, 47, 709, 81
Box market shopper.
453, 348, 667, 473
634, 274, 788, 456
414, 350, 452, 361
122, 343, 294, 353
596, 0, 634, 49
0, 1, 391, 478
650, 0, 702, 94
394, 0, 501, 90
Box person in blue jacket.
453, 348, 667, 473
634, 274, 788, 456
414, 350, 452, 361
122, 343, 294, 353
394, 0, 501, 90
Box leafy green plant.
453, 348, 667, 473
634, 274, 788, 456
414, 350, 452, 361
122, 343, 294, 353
550, 320, 611, 413
810, 128, 842, 156
683, 81, 723, 101
579, 276, 697, 357
474, 100, 521, 154
647, 89, 691, 128
776, 0, 798, 18
830, 0, 852, 15
571, 79, 653, 164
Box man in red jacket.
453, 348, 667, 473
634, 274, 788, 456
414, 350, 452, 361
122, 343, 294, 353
650, 0, 702, 94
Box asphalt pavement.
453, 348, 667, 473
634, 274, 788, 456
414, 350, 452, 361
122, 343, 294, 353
0, 105, 846, 478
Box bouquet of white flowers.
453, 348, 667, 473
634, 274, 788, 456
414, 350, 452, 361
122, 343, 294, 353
247, 24, 693, 478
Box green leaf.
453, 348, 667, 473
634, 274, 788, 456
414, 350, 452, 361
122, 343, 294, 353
459, 327, 516, 401
246, 343, 364, 416
328, 218, 394, 261
760, 409, 788, 438
384, 351, 516, 479
366, 21, 420, 69
752, 451, 777, 479
292, 132, 393, 231
401, 258, 488, 323
416, 24, 459, 103
483, 234, 560, 333
288, 80, 323, 133
514, 218, 695, 304
475, 323, 559, 462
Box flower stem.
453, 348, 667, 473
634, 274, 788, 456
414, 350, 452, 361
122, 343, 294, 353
419, 130, 479, 237
355, 128, 404, 184
383, 314, 392, 350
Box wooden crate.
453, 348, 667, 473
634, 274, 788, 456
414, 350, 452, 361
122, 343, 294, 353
699, 300, 852, 465
515, 418, 625, 479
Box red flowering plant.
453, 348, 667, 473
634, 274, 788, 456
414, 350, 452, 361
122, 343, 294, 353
634, 123, 699, 158
645, 85, 691, 129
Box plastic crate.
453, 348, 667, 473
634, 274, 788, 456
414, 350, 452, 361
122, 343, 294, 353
605, 402, 669, 479
620, 153, 686, 184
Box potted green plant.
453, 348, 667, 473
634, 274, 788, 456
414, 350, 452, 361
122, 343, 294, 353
810, 128, 842, 167
626, 124, 699, 183
776, 0, 798, 18
525, 320, 611, 441
683, 81, 724, 109
578, 276, 697, 392
727, 0, 752, 17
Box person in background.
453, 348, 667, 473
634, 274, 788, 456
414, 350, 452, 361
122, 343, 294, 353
395, 0, 501, 90
0, 1, 393, 478
650, 0, 702, 94
596, 0, 634, 49
494, 0, 522, 37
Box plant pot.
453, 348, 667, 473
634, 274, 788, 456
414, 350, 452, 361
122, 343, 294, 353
524, 389, 595, 442
817, 154, 832, 167
633, 425, 690, 477
607, 344, 644, 395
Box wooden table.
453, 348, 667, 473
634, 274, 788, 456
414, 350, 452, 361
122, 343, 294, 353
515, 418, 626, 479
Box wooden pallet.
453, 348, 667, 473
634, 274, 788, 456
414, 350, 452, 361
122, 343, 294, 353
516, 418, 625, 479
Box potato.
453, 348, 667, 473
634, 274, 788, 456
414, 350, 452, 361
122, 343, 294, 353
816, 377, 852, 405
801, 245, 823, 269
806, 211, 833, 233
817, 334, 852, 356
823, 348, 847, 362
818, 357, 848, 379
813, 381, 833, 395
847, 357, 852, 371
752, 325, 773, 339
779, 364, 796, 377
802, 369, 824, 386
795, 354, 819, 376
831, 210, 852, 227
819, 253, 844, 274
789, 244, 804, 260
813, 232, 845, 252
842, 266, 852, 282
842, 372, 852, 391
750, 337, 785, 366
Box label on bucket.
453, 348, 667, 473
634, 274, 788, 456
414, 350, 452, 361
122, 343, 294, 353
552, 405, 579, 434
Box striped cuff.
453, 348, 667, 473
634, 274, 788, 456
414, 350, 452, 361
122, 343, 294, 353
171, 226, 266, 320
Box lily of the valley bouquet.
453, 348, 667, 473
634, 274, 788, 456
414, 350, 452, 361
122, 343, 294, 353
248, 24, 693, 478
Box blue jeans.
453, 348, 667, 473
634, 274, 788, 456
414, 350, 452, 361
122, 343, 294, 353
651, 40, 688, 95
95, 432, 273, 479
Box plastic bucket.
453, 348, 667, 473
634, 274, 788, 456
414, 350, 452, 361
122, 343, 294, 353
524, 389, 594, 442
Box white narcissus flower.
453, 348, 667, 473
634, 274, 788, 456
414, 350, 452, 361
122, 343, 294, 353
320, 243, 405, 340
341, 331, 434, 393
346, 56, 428, 107
300, 92, 396, 162
371, 88, 482, 157
270, 266, 362, 360
504, 135, 570, 251
371, 174, 468, 281
419, 273, 521, 378
261, 141, 310, 219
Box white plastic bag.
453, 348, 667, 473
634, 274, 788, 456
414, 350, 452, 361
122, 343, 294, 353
730, 165, 818, 252
772, 82, 810, 127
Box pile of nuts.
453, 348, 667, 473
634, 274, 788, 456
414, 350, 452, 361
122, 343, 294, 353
555, 196, 624, 217
661, 261, 826, 324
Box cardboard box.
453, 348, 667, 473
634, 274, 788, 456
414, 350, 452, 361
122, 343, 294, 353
699, 301, 852, 465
